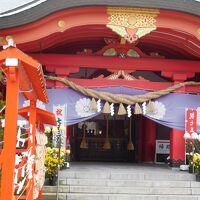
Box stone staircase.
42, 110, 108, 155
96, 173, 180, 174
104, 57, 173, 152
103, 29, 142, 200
42, 162, 200, 200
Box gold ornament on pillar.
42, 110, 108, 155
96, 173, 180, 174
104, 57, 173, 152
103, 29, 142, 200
103, 115, 111, 149
80, 123, 88, 149
127, 117, 134, 151
106, 7, 159, 43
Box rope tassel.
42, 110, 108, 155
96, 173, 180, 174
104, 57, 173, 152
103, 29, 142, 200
134, 103, 142, 115
80, 123, 88, 149
118, 103, 127, 115
127, 117, 134, 151
103, 138, 111, 150
127, 140, 134, 151
103, 115, 111, 150
80, 137, 88, 149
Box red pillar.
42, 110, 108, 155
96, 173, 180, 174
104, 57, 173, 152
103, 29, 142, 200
170, 129, 185, 167
38, 190, 43, 200
0, 67, 19, 200
66, 125, 73, 145
27, 100, 37, 200
143, 118, 156, 162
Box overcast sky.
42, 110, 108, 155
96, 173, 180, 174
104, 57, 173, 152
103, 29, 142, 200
0, 0, 47, 15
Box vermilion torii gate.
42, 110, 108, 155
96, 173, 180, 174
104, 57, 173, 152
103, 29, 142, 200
0, 42, 56, 200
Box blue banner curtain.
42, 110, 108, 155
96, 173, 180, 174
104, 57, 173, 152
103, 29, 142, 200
19, 86, 200, 131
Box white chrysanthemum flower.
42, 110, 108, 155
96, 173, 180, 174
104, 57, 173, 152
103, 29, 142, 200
75, 98, 95, 117
184, 132, 191, 139
191, 132, 198, 139
146, 101, 166, 120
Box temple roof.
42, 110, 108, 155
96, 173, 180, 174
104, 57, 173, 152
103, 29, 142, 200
0, 0, 199, 29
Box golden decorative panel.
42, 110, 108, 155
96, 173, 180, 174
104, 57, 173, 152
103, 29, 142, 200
107, 7, 159, 43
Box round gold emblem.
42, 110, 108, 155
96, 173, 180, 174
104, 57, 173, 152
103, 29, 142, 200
128, 16, 137, 26
58, 20, 65, 28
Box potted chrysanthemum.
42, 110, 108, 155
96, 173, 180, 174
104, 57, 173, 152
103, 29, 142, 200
193, 153, 200, 181
45, 147, 66, 185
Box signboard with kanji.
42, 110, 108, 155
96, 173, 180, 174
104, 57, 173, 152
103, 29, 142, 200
185, 109, 197, 134
156, 140, 170, 154
53, 104, 67, 147
155, 140, 170, 163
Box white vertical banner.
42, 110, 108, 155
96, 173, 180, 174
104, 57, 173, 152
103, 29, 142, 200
53, 104, 67, 148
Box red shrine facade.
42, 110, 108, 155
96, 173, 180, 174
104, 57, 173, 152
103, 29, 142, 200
0, 1, 200, 167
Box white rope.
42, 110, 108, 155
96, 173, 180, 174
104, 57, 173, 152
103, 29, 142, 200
16, 180, 30, 200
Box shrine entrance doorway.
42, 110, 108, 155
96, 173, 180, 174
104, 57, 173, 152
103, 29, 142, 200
70, 114, 170, 163
71, 115, 139, 162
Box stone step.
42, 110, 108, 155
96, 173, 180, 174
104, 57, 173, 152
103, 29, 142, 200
42, 193, 64, 200
60, 178, 200, 188
62, 193, 200, 200
43, 186, 69, 193
44, 164, 198, 200
60, 171, 195, 181
43, 185, 200, 195
69, 186, 198, 195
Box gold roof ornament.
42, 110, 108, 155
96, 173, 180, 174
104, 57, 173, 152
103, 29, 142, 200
106, 7, 160, 43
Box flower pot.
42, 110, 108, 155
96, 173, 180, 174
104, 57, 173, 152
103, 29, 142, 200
48, 176, 58, 186
189, 165, 194, 174
196, 174, 200, 182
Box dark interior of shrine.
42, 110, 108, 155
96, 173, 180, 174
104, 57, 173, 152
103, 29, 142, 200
70, 114, 170, 163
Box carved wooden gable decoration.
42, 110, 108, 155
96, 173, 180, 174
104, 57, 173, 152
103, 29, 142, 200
107, 7, 159, 43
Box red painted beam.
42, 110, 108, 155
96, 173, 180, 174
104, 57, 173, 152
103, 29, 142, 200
31, 53, 200, 73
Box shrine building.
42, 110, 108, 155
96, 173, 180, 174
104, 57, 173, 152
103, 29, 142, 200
1, 0, 200, 167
